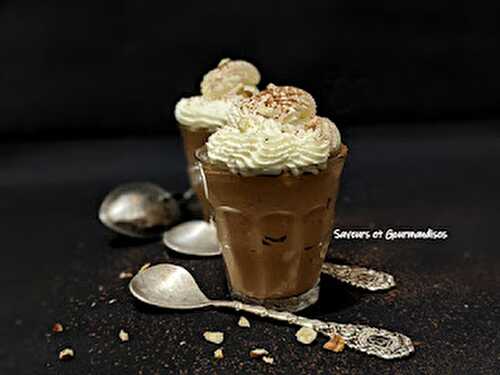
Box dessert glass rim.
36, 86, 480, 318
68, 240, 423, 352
177, 123, 217, 132
194, 144, 348, 178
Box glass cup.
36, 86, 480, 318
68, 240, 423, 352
178, 125, 215, 221
196, 145, 348, 311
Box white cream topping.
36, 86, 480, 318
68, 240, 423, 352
175, 96, 235, 131
175, 58, 260, 131
201, 58, 260, 100
206, 114, 341, 176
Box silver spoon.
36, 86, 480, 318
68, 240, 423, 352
321, 263, 395, 291
129, 264, 414, 360
99, 182, 180, 238
99, 183, 220, 255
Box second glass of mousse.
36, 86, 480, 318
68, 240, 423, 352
197, 85, 348, 311
174, 58, 260, 220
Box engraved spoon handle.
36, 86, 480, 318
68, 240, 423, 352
212, 300, 414, 359
321, 263, 396, 291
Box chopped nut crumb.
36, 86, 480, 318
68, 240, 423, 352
52, 323, 64, 333
179, 341, 186, 346
139, 263, 151, 272
203, 331, 224, 344
118, 329, 129, 342
119, 271, 133, 279
295, 327, 317, 344
90, 301, 97, 308
108, 299, 117, 305
214, 348, 224, 359
249, 348, 269, 358
322, 335, 345, 353
262, 356, 274, 365
58, 348, 74, 361
238, 316, 250, 328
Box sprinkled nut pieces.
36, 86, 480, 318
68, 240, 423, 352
119, 271, 133, 279
58, 348, 74, 361
262, 356, 275, 365
214, 348, 224, 359
250, 348, 274, 364
203, 331, 224, 344
118, 329, 129, 342
249, 348, 269, 358
295, 327, 317, 345
52, 323, 64, 333
237, 316, 250, 328
322, 335, 345, 353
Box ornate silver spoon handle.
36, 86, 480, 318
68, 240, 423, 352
212, 300, 414, 360
321, 263, 396, 291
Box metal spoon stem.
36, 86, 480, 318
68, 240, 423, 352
210, 299, 412, 359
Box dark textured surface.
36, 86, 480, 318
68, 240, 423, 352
2, 122, 500, 374
2, 1, 500, 139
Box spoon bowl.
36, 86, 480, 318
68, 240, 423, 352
99, 182, 180, 238
163, 220, 220, 256
129, 264, 211, 309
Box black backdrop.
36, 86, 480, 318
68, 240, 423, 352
1, 1, 499, 140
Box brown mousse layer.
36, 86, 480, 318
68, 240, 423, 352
197, 145, 348, 300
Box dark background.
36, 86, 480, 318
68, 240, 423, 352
1, 0, 499, 140
2, 2, 500, 374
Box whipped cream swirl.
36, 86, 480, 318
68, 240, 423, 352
206, 114, 341, 176
175, 58, 260, 131
175, 96, 235, 131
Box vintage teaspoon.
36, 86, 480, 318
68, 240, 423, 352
99, 183, 220, 255
129, 264, 413, 359
99, 182, 180, 238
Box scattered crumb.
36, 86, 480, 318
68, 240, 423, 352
118, 329, 129, 342
179, 341, 186, 346
413, 341, 424, 347
262, 356, 274, 365
108, 299, 117, 305
203, 331, 224, 344
295, 327, 317, 344
139, 263, 151, 272
238, 316, 250, 328
214, 348, 224, 359
322, 335, 345, 353
249, 348, 269, 358
90, 302, 97, 308
98, 285, 104, 292
52, 323, 64, 333
119, 271, 133, 279
58, 348, 74, 361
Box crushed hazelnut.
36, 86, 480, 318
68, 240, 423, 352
203, 331, 224, 344
58, 348, 74, 361
119, 271, 133, 279
52, 323, 64, 333
295, 327, 317, 344
322, 335, 345, 353
249, 348, 269, 358
214, 348, 224, 359
262, 356, 274, 365
238, 316, 250, 328
118, 329, 129, 342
